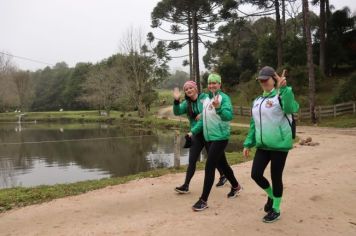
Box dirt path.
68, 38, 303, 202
1, 115, 356, 235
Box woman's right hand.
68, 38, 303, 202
173, 87, 181, 100
243, 148, 250, 158
274, 69, 287, 88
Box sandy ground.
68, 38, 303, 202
0, 116, 356, 235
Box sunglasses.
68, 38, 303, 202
258, 79, 269, 83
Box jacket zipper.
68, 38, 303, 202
204, 103, 209, 138
259, 97, 267, 146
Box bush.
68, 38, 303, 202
278, 65, 324, 95
239, 70, 253, 83
333, 72, 356, 103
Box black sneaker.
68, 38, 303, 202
227, 184, 242, 198
175, 185, 189, 194
264, 197, 273, 213
192, 199, 208, 211
263, 209, 281, 223
216, 176, 227, 188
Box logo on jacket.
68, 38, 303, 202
265, 100, 274, 108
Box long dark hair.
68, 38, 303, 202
185, 94, 199, 120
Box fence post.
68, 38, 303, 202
333, 105, 337, 117
298, 109, 302, 122
318, 106, 322, 121
240, 106, 243, 116
174, 130, 180, 169
353, 102, 356, 114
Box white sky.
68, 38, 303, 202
0, 0, 355, 72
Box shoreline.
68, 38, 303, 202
0, 151, 250, 213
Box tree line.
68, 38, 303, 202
0, 29, 169, 117
0, 0, 355, 122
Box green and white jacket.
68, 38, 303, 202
192, 90, 233, 141
243, 86, 299, 152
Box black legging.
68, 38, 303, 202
200, 140, 239, 202
184, 133, 224, 187
251, 149, 288, 198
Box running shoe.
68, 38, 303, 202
215, 176, 227, 188
192, 199, 208, 211
264, 197, 273, 213
175, 185, 189, 194
263, 209, 281, 223
227, 184, 243, 198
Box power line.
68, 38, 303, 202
170, 54, 189, 58
0, 51, 54, 66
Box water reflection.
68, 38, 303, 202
0, 123, 183, 188
0, 123, 242, 188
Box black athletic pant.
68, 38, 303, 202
183, 133, 224, 187
251, 149, 288, 198
200, 140, 239, 202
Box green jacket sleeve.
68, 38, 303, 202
279, 86, 299, 114
173, 100, 187, 116
215, 94, 233, 121
243, 117, 256, 148
191, 117, 203, 135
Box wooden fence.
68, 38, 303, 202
234, 101, 356, 121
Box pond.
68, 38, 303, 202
0, 122, 243, 189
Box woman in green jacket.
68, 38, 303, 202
243, 66, 299, 223
191, 73, 242, 211
173, 81, 227, 194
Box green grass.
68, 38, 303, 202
299, 114, 356, 128
0, 109, 159, 123
0, 110, 124, 123
153, 89, 174, 107
0, 150, 253, 213
231, 115, 252, 124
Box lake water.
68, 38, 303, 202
0, 122, 242, 189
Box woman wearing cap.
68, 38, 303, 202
173, 80, 227, 194
243, 66, 299, 223
191, 73, 242, 211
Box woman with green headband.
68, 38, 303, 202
191, 73, 242, 211
173, 80, 228, 194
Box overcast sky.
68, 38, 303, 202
1, 0, 355, 72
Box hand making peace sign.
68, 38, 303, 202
212, 92, 220, 108
274, 69, 287, 88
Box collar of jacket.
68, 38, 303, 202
185, 93, 200, 102
262, 88, 277, 97
208, 89, 222, 98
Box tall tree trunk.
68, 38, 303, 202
282, 0, 286, 39
319, 0, 326, 76
275, 0, 283, 68
188, 12, 193, 81
325, 0, 330, 23
325, 0, 331, 76
192, 11, 201, 92
137, 92, 146, 118
302, 0, 317, 124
